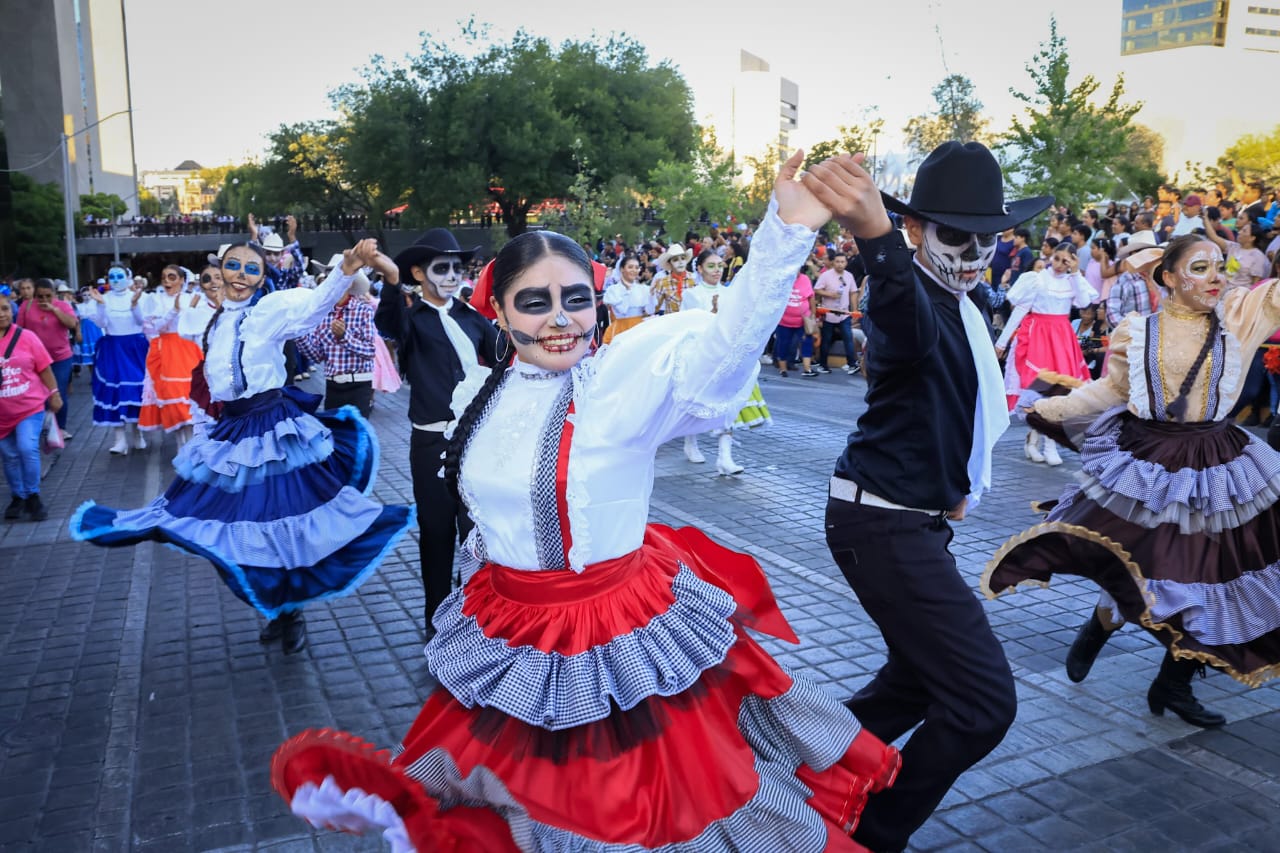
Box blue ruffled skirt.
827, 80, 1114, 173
74, 317, 104, 366
71, 388, 415, 618
92, 333, 148, 425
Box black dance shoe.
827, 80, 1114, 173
282, 612, 307, 655
1147, 653, 1226, 728
259, 618, 284, 644
1065, 611, 1113, 683
4, 496, 23, 520
24, 494, 48, 522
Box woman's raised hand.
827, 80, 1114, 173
773, 150, 832, 231
342, 238, 380, 274
802, 154, 892, 240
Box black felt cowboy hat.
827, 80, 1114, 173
393, 228, 480, 283
882, 141, 1054, 233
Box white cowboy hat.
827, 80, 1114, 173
207, 243, 233, 266
310, 253, 346, 275
260, 233, 286, 252
656, 243, 694, 273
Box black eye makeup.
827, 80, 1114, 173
511, 284, 594, 315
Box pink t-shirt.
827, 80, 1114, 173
779, 274, 814, 328
16, 299, 74, 361
0, 326, 53, 439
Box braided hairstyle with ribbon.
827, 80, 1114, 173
442, 231, 594, 504
202, 242, 267, 354
1157, 235, 1223, 423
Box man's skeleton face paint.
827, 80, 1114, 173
417, 254, 464, 302
920, 222, 998, 293
670, 256, 688, 274
1166, 244, 1226, 313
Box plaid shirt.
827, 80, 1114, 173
297, 297, 376, 378
1106, 272, 1156, 327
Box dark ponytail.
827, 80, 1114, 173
201, 305, 225, 354
442, 228, 591, 504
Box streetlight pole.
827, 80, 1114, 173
60, 108, 133, 291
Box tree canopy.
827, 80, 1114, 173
998, 18, 1145, 211
903, 75, 992, 166
331, 27, 698, 237
12, 174, 67, 277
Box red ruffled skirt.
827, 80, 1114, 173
273, 524, 899, 851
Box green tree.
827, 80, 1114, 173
903, 75, 992, 166
334, 27, 697, 237
138, 187, 161, 217
804, 120, 885, 171
555, 141, 644, 250
1222, 124, 1280, 185
741, 146, 784, 221
998, 18, 1143, 211
1110, 124, 1166, 202
648, 130, 744, 240
76, 192, 128, 236
11, 173, 67, 276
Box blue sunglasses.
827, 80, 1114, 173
223, 259, 263, 276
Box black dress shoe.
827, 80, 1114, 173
259, 618, 284, 644
4, 496, 23, 520
1147, 651, 1226, 728
1065, 611, 1113, 683
282, 612, 307, 655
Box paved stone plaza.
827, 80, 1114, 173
2, 369, 1278, 852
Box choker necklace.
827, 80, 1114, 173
514, 366, 570, 381
1163, 300, 1211, 320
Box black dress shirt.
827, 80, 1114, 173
375, 292, 498, 426
833, 229, 991, 510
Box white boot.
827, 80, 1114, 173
1043, 438, 1063, 467
175, 425, 193, 452
126, 422, 148, 451
108, 427, 128, 456
1024, 431, 1045, 463
684, 434, 706, 464
716, 432, 744, 476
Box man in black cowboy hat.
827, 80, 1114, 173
807, 143, 1053, 852
375, 228, 498, 635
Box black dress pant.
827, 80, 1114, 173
409, 428, 472, 630
825, 498, 1016, 852
324, 379, 373, 418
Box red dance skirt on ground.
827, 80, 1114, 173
273, 524, 900, 851
138, 332, 203, 432
1008, 313, 1091, 408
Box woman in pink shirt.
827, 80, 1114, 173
16, 279, 77, 438
1, 293, 62, 521
773, 269, 816, 376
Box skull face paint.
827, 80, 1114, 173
920, 222, 998, 293
670, 256, 688, 274
416, 253, 464, 303
1166, 245, 1227, 313
106, 267, 131, 293
497, 256, 597, 373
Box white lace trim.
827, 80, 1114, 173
1215, 301, 1243, 421
1127, 315, 1151, 419
291, 776, 414, 852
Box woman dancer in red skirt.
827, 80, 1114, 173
272, 154, 900, 851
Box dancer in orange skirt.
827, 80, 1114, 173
272, 152, 900, 851
138, 264, 203, 446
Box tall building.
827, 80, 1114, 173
727, 51, 799, 182
0, 0, 139, 212
1117, 0, 1278, 175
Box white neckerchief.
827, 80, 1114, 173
423, 297, 490, 434
914, 260, 1009, 508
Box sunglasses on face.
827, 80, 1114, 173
429, 261, 465, 276
935, 225, 997, 247
222, 259, 262, 276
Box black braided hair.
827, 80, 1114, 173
441, 230, 593, 505
1159, 235, 1224, 423
201, 304, 226, 355
1166, 310, 1220, 423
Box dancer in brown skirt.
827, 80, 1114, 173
985, 235, 1280, 728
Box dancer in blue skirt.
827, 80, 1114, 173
71, 239, 415, 654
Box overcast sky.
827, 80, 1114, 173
123, 0, 1149, 172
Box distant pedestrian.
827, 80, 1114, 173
0, 294, 61, 522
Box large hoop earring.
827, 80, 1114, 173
496, 328, 511, 363
593, 324, 602, 351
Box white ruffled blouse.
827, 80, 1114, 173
94, 290, 144, 336
459, 201, 814, 573
200, 271, 354, 402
